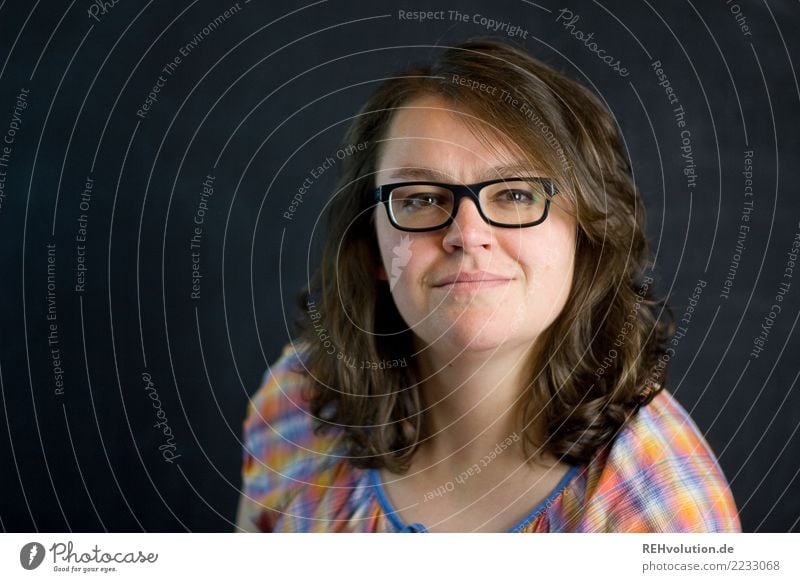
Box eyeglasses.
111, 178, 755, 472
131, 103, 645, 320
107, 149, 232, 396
374, 177, 558, 232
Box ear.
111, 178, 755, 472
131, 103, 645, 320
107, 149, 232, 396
377, 264, 388, 281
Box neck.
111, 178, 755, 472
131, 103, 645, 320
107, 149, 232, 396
409, 338, 550, 473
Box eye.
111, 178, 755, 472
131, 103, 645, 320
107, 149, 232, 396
496, 188, 540, 204
401, 193, 442, 208
390, 185, 452, 213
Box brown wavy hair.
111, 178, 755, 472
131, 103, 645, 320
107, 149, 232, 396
292, 38, 674, 473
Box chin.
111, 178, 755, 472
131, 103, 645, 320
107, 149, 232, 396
437, 318, 529, 354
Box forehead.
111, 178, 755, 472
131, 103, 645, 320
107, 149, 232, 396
376, 95, 539, 183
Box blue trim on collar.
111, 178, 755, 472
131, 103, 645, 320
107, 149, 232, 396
368, 464, 580, 533
368, 468, 429, 532
507, 464, 581, 532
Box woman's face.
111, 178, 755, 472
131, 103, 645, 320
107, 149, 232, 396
373, 95, 577, 356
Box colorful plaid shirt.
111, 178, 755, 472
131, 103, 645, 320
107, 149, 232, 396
238, 343, 742, 533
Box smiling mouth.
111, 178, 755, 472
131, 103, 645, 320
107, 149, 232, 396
432, 279, 513, 290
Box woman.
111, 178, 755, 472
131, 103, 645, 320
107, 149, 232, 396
236, 39, 741, 532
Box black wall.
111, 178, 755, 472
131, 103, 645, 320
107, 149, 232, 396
0, 0, 798, 532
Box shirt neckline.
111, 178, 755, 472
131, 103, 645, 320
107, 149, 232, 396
367, 463, 581, 533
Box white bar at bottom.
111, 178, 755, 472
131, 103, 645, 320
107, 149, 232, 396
1, 533, 798, 581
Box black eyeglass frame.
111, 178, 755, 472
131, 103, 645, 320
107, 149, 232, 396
373, 177, 558, 232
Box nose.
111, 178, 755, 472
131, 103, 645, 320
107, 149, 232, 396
442, 197, 493, 252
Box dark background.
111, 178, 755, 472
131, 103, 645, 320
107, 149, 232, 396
0, 0, 798, 532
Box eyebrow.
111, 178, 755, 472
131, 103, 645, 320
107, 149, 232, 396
387, 164, 543, 182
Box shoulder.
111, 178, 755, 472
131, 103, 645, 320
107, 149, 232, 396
581, 388, 742, 532
243, 342, 315, 442
238, 342, 344, 531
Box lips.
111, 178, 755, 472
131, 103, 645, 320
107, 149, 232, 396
432, 270, 514, 287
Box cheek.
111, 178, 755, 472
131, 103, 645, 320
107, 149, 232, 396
374, 216, 429, 295
519, 236, 575, 298
375, 213, 400, 271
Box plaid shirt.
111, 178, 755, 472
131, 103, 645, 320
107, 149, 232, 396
239, 343, 742, 533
